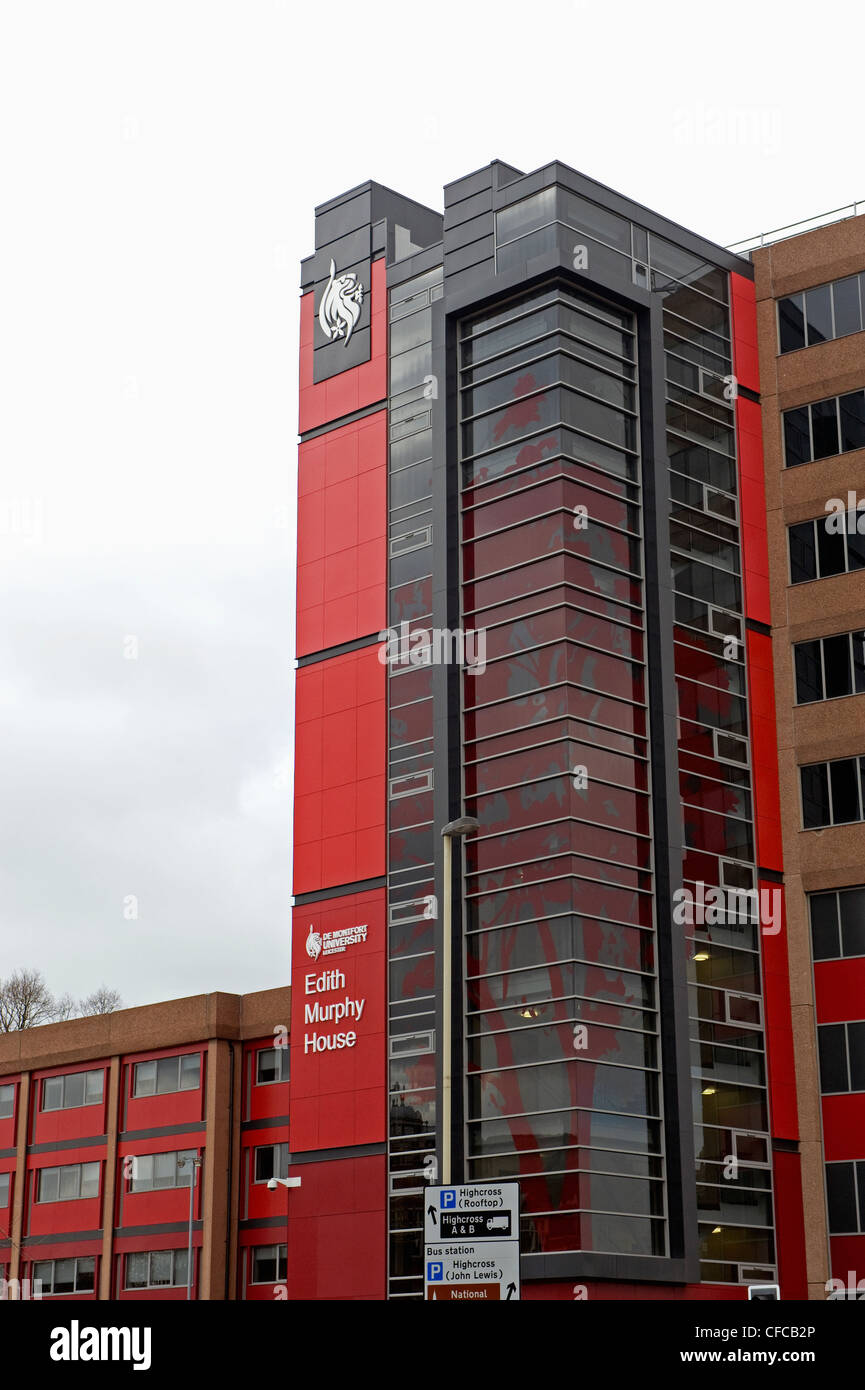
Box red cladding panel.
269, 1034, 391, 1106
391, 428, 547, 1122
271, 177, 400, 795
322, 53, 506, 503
829, 1235, 865, 1286
289, 888, 385, 1154
284, 1153, 385, 1299
822, 1094, 865, 1161
244, 1041, 290, 1124
30, 1065, 109, 1146
298, 259, 387, 435
730, 272, 760, 396
296, 412, 387, 657
122, 1049, 206, 1133
771, 1148, 808, 1298
736, 398, 771, 627
293, 644, 386, 896
814, 957, 865, 1024
746, 632, 783, 872
761, 882, 798, 1140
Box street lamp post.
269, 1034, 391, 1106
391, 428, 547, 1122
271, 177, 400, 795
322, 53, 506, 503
440, 816, 480, 1187
178, 1155, 203, 1301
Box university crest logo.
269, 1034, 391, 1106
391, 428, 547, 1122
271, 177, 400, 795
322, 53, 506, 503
318, 258, 364, 345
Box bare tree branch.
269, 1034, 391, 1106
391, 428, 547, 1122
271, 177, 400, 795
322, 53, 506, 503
78, 986, 123, 1017
0, 972, 123, 1031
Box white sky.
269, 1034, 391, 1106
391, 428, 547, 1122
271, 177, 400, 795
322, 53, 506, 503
1, 0, 861, 1010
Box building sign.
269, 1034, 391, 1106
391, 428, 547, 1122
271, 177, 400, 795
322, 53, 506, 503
318, 259, 365, 345
305, 922, 368, 960
424, 1184, 521, 1301
290, 889, 386, 1152
303, 966, 365, 1052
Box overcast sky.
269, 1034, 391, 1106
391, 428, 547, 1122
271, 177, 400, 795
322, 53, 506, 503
1, 1, 861, 1011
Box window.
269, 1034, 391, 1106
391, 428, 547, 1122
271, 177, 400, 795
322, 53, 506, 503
794, 629, 865, 704
0, 1171, 9, 1208
810, 887, 865, 961
256, 1048, 289, 1084
783, 389, 865, 466
251, 1244, 287, 1284
128, 1149, 198, 1192
800, 755, 865, 829
132, 1052, 200, 1097
32, 1256, 95, 1295
253, 1143, 289, 1183
37, 1161, 100, 1203
125, 1248, 189, 1290
826, 1161, 865, 1234
0, 1084, 14, 1120
778, 273, 864, 354
818, 1022, 865, 1093
41, 1069, 104, 1112
788, 514, 865, 583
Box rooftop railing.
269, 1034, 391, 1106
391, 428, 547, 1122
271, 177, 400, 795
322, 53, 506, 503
727, 200, 865, 256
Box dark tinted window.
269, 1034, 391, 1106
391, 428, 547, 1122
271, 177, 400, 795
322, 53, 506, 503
817, 520, 846, 577
810, 892, 840, 960
801, 762, 830, 828
826, 1163, 857, 1233
818, 1023, 848, 1092
778, 294, 805, 352
789, 521, 816, 583
833, 277, 862, 337
822, 634, 852, 698
839, 391, 865, 453
811, 397, 840, 459
849, 1022, 865, 1091
794, 640, 822, 703
830, 758, 860, 823
805, 284, 833, 344
783, 407, 810, 467
841, 888, 865, 956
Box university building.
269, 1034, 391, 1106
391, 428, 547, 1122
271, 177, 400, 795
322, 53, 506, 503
2, 163, 863, 1301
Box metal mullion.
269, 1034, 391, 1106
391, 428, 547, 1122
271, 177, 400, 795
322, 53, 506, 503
463, 458, 642, 509
472, 761, 651, 805
460, 376, 639, 430
470, 592, 645, 639
464, 855, 654, 901
460, 332, 636, 386
466, 673, 647, 719
665, 380, 735, 426
467, 1001, 657, 1036
464, 731, 650, 771
465, 901, 655, 937
462, 418, 641, 472
467, 540, 644, 591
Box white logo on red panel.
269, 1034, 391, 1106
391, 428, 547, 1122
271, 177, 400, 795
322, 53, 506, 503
318, 258, 364, 345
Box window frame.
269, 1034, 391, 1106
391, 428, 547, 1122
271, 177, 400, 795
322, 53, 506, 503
252, 1142, 290, 1184
0, 1083, 14, 1120
127, 1147, 198, 1193
41, 1068, 104, 1113
250, 1242, 287, 1285
132, 1052, 201, 1099
800, 754, 865, 829
124, 1247, 189, 1290
37, 1160, 101, 1204
777, 273, 865, 355
255, 1047, 289, 1085
817, 1019, 865, 1095
31, 1255, 96, 1295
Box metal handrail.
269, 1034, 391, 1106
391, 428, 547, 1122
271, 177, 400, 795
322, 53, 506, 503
727, 200, 864, 255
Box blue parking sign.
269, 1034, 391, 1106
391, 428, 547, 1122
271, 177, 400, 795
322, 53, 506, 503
427, 1261, 443, 1282
441, 1189, 456, 1208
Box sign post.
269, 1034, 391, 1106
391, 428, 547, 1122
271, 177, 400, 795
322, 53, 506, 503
424, 1182, 520, 1301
